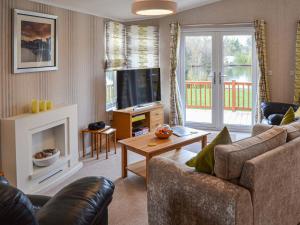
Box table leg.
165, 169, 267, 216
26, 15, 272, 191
91, 134, 94, 157
202, 135, 208, 148
113, 132, 117, 154
99, 134, 102, 153
82, 132, 85, 158
146, 155, 152, 184
96, 134, 99, 160
108, 135, 111, 152
122, 145, 128, 178
106, 135, 108, 159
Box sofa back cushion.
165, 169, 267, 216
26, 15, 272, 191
282, 121, 300, 141
214, 126, 287, 180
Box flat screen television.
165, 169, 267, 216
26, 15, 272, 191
116, 68, 161, 109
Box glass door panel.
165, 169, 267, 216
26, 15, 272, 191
184, 35, 215, 126
180, 28, 257, 131
222, 35, 253, 126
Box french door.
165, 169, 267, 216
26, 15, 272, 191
179, 27, 257, 132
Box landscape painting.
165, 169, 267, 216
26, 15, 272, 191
21, 21, 51, 63
13, 9, 58, 73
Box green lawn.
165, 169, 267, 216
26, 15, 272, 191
186, 86, 252, 110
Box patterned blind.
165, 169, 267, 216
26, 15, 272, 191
126, 25, 159, 69
105, 21, 126, 70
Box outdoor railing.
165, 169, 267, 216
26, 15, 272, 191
186, 80, 252, 111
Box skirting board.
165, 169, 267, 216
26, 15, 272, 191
79, 145, 103, 159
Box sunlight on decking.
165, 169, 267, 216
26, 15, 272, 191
186, 109, 252, 126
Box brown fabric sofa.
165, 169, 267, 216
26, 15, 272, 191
147, 124, 300, 225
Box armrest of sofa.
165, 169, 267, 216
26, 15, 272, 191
27, 195, 51, 211
251, 123, 273, 136
147, 157, 253, 225
36, 177, 114, 225
239, 139, 300, 225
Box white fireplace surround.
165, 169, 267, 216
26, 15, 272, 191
1, 105, 82, 193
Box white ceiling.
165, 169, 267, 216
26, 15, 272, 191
29, 0, 221, 22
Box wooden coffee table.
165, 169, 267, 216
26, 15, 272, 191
119, 128, 210, 182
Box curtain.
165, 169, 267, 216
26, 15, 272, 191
254, 19, 270, 122
105, 21, 126, 70
294, 21, 300, 104
126, 25, 159, 69
169, 22, 183, 126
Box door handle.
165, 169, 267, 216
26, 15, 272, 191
219, 72, 227, 84
213, 72, 217, 84
208, 72, 217, 84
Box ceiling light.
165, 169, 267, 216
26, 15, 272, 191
132, 0, 177, 16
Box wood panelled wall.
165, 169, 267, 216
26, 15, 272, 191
0, 0, 106, 165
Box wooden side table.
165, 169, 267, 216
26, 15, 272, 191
81, 126, 110, 159
101, 128, 117, 159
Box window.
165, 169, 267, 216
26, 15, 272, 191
105, 21, 159, 110
106, 71, 117, 110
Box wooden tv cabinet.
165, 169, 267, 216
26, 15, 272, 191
112, 103, 164, 140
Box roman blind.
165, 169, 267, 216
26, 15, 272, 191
105, 21, 126, 70
126, 25, 159, 69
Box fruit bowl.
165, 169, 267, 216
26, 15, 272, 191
33, 149, 60, 167
155, 124, 173, 139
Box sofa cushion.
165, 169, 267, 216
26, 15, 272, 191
282, 121, 300, 141
186, 127, 232, 174
280, 107, 295, 125
295, 107, 300, 117
214, 126, 287, 180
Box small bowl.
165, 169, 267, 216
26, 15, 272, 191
33, 150, 60, 167
155, 130, 173, 139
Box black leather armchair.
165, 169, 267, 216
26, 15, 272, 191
261, 102, 299, 125
0, 176, 114, 225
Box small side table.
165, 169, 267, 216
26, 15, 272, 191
101, 128, 117, 159
81, 126, 110, 159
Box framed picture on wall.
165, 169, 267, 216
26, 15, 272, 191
13, 9, 58, 73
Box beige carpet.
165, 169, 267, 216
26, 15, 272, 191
110, 176, 147, 225
39, 131, 250, 225
39, 148, 148, 225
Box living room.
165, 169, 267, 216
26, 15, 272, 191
1, 0, 300, 225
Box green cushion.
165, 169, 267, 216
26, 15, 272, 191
186, 127, 232, 174
295, 107, 300, 118
280, 107, 295, 125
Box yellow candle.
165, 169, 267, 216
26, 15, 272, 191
39, 100, 47, 112
46, 100, 53, 110
32, 99, 39, 113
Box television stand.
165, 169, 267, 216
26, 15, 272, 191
112, 103, 164, 140
133, 103, 156, 111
